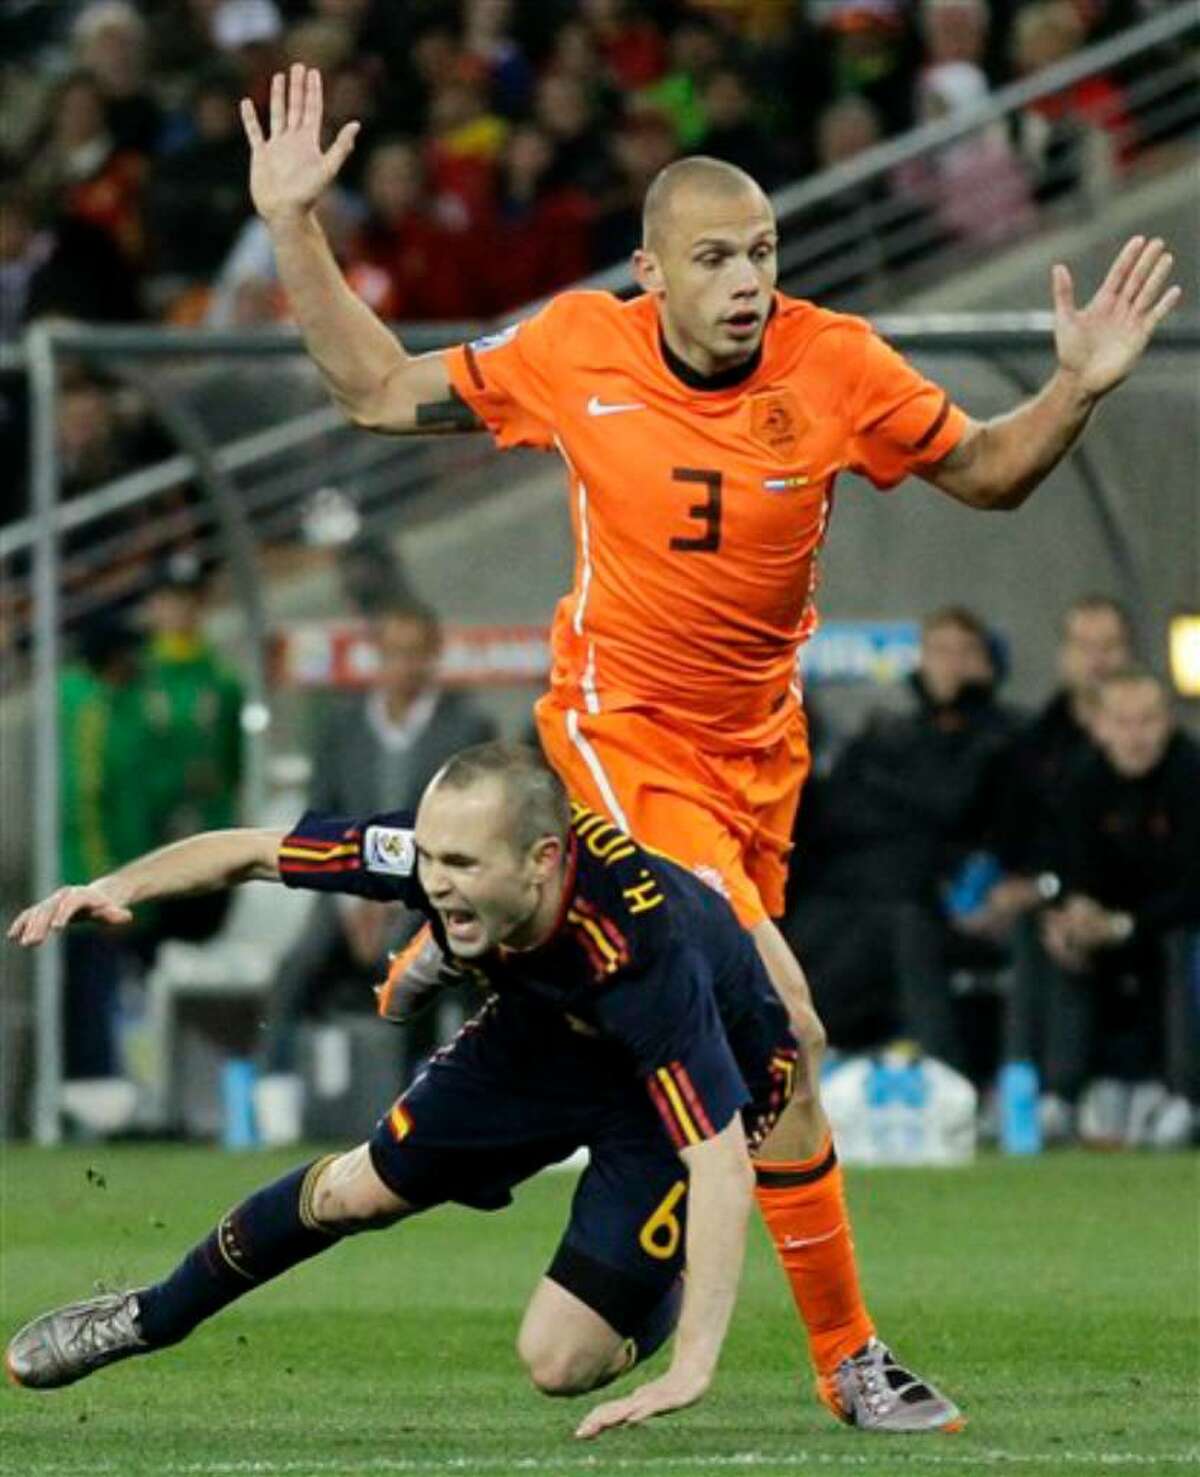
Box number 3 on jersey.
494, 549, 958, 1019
669, 468, 722, 553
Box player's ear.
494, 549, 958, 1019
633, 248, 665, 298
528, 835, 563, 881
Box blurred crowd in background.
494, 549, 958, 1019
0, 0, 1175, 345
3, 0, 1192, 547
47, 576, 1200, 1150
1, 1, 1195, 1147
790, 598, 1199, 1150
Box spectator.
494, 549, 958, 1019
1012, 0, 1134, 201
695, 67, 783, 185
791, 96, 941, 301
423, 75, 507, 230
963, 596, 1135, 1095
210, 0, 285, 114
479, 124, 593, 315
137, 552, 244, 949
535, 73, 619, 198
147, 0, 226, 98
898, 60, 1036, 247
461, 0, 535, 119
283, 17, 356, 79
1039, 668, 1200, 1146
60, 614, 154, 1079
0, 180, 53, 345
72, 1, 163, 157
972, 595, 1135, 940
145, 69, 253, 297
7, 185, 142, 331
542, 17, 621, 116
343, 139, 483, 322
589, 109, 680, 268
785, 607, 1020, 1076
26, 71, 148, 275
258, 598, 496, 1076
404, 23, 466, 134
682, 0, 796, 47
55, 376, 179, 615
114, 552, 241, 933
579, 0, 669, 90
920, 0, 990, 72
335, 534, 415, 618
317, 60, 384, 191
206, 185, 362, 328
821, 0, 915, 138
638, 17, 726, 150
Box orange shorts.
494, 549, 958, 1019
535, 696, 810, 929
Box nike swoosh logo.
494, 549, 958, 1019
781, 1225, 844, 1251
587, 395, 646, 417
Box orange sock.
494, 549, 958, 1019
754, 1135, 875, 1376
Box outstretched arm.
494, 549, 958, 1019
240, 65, 480, 435
924, 236, 1180, 510
7, 830, 286, 947
575, 1114, 755, 1439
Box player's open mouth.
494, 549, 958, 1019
723, 311, 761, 338
442, 908, 479, 940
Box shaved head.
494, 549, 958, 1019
642, 155, 770, 252
633, 155, 777, 376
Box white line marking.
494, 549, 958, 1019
14, 1447, 1199, 1474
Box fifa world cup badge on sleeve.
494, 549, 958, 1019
364, 825, 416, 877
470, 324, 519, 354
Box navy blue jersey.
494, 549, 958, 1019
279, 801, 789, 1150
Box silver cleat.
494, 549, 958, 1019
818, 1337, 965, 1433
5, 1291, 148, 1390
376, 925, 484, 1024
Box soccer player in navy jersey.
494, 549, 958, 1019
9, 743, 948, 1438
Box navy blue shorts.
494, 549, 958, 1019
368, 983, 794, 1336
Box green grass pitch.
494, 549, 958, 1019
1, 1146, 1196, 1477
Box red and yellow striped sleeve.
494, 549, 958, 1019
645, 1060, 721, 1150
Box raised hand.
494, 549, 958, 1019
240, 65, 360, 224
8, 884, 134, 948
1053, 236, 1181, 398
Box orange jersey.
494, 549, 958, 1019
445, 291, 966, 751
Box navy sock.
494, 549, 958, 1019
137, 1157, 340, 1348
628, 1274, 684, 1367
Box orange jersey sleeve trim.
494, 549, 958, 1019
443, 298, 584, 452
846, 325, 968, 489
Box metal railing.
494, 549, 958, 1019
6, 2, 1199, 1145
569, 2, 1200, 306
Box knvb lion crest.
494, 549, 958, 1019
749, 390, 806, 459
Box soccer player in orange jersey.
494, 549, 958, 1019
239, 66, 1180, 1434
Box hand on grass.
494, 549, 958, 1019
574, 1368, 710, 1440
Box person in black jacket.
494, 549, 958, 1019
956, 596, 1135, 1092
972, 595, 1134, 930
1040, 668, 1200, 1143
785, 607, 1020, 1072
258, 597, 496, 1078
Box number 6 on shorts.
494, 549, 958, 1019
639, 1179, 688, 1260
